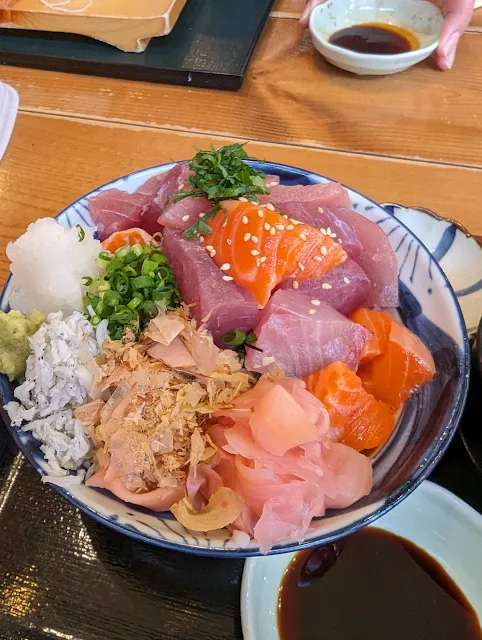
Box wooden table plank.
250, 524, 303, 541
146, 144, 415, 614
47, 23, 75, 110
2, 18, 482, 168
1, 112, 481, 287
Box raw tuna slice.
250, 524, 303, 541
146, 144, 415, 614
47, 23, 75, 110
159, 196, 212, 231
89, 164, 188, 240
330, 207, 399, 307
245, 290, 369, 378
260, 182, 350, 211
139, 164, 189, 234
260, 184, 361, 259
162, 229, 260, 346
278, 258, 372, 316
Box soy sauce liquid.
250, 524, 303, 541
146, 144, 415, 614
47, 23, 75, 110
328, 23, 419, 55
278, 528, 482, 640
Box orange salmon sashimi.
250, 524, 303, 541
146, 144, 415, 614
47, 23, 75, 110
305, 361, 396, 452
201, 200, 348, 307
101, 228, 154, 253
357, 319, 436, 410
350, 308, 393, 364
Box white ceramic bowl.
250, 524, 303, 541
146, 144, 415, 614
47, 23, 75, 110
309, 0, 444, 75
241, 481, 482, 640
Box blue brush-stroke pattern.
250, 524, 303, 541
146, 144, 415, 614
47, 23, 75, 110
432, 225, 456, 262
455, 279, 482, 298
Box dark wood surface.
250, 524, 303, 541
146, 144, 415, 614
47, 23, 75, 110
0, 0, 275, 90
0, 353, 480, 640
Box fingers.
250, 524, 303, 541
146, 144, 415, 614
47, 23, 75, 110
437, 0, 473, 69
300, 0, 327, 28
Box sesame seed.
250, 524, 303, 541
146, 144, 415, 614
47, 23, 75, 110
320, 245, 327, 256
330, 232, 337, 239
220, 263, 231, 271
251, 236, 259, 244
259, 256, 267, 264
308, 309, 316, 315
344, 277, 350, 284
264, 222, 271, 231
250, 249, 260, 256
286, 225, 294, 231
205, 245, 214, 252
242, 216, 249, 224
222, 276, 234, 281
266, 203, 275, 211
181, 214, 190, 222
275, 224, 285, 231
311, 299, 321, 306
338, 238, 343, 244
250, 201, 258, 206
320, 228, 328, 236
297, 261, 305, 272
340, 255, 347, 263
326, 227, 332, 236
209, 250, 216, 258
243, 233, 251, 242
299, 233, 307, 241
256, 258, 260, 267
222, 220, 228, 228
322, 283, 332, 290
289, 218, 298, 225
283, 214, 289, 220
313, 255, 322, 262
258, 209, 264, 218
317, 207, 324, 214
268, 181, 278, 187
292, 280, 299, 290
226, 239, 232, 246
270, 227, 276, 236
199, 212, 206, 218
239, 197, 248, 203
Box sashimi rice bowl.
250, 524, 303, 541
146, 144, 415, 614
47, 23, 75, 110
0, 144, 469, 556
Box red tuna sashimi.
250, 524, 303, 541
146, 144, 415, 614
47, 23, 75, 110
162, 228, 260, 346
245, 290, 369, 378
158, 174, 281, 231
89, 164, 188, 240
158, 196, 212, 231
278, 258, 372, 316
330, 207, 399, 307
261, 184, 361, 260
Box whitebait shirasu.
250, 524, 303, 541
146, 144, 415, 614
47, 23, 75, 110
4, 311, 100, 486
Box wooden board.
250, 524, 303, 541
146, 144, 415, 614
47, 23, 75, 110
0, 0, 188, 52
0, 0, 275, 90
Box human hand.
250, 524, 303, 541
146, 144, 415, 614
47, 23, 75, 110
300, 0, 474, 70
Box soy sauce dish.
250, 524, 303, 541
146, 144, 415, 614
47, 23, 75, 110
309, 0, 444, 75
241, 482, 482, 640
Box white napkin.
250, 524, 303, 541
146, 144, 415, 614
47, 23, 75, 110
475, 0, 482, 9
0, 82, 19, 161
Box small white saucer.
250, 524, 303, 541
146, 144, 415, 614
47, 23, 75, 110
241, 481, 482, 640
309, 0, 443, 76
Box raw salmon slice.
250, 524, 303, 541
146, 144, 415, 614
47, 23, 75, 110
357, 320, 436, 409
305, 361, 396, 452
101, 228, 153, 252
201, 200, 348, 307
351, 308, 393, 363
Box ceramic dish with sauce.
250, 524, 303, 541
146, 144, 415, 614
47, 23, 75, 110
309, 0, 444, 75
241, 481, 482, 639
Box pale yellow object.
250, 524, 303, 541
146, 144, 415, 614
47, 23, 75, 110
0, 0, 187, 52
475, 0, 482, 10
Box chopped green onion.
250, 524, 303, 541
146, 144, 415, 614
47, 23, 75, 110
76, 225, 85, 242
132, 275, 155, 289
245, 332, 258, 345
115, 245, 130, 258
132, 243, 143, 257
222, 330, 247, 347
96, 257, 111, 270
141, 259, 157, 276
91, 315, 101, 326
127, 296, 143, 310
142, 300, 158, 318
82, 276, 93, 286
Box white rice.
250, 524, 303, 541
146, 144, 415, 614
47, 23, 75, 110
4, 311, 99, 486
6, 217, 101, 316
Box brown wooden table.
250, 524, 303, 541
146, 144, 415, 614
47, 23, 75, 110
1, 0, 482, 291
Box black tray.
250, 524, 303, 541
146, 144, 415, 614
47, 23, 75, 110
0, 355, 480, 640
0, 0, 275, 91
